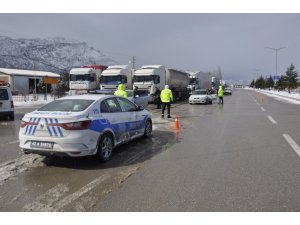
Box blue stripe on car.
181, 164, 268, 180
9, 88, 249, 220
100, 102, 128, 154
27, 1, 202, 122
55, 119, 63, 137
45, 118, 53, 136
49, 118, 58, 137
25, 118, 32, 135
89, 116, 148, 134
32, 118, 41, 135
28, 118, 36, 135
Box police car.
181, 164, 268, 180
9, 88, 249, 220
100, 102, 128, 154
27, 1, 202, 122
19, 95, 152, 161
189, 89, 213, 104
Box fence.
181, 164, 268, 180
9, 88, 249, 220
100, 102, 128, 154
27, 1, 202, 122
12, 95, 30, 102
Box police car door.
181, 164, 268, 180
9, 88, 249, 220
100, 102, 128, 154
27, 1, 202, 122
103, 97, 129, 144
117, 97, 144, 139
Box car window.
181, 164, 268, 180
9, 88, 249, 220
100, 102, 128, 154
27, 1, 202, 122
38, 99, 94, 112
100, 101, 110, 113
193, 90, 207, 95
105, 98, 122, 113
117, 97, 137, 112
0, 89, 9, 100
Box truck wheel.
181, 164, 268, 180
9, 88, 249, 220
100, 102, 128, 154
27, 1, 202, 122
97, 133, 114, 162
143, 119, 152, 138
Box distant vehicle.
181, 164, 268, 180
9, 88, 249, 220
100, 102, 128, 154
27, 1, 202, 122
89, 89, 149, 109
100, 65, 134, 90
19, 94, 152, 161
69, 65, 107, 95
187, 71, 201, 94
224, 88, 232, 95
189, 89, 213, 104
133, 65, 190, 103
0, 86, 14, 120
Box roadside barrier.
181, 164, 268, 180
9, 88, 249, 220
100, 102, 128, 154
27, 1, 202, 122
12, 95, 30, 102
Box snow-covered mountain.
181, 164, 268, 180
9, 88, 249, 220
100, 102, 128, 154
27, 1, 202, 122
0, 36, 117, 73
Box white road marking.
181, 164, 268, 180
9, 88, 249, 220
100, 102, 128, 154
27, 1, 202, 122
6, 140, 19, 145
283, 134, 300, 157
267, 115, 277, 124
52, 174, 110, 210
23, 184, 70, 211
260, 106, 265, 112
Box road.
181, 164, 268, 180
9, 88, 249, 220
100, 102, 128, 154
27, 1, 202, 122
0, 89, 300, 211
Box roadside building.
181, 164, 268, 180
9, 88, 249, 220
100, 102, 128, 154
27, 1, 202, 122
0, 68, 60, 94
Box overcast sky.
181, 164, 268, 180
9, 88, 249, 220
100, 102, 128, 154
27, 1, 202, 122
0, 14, 300, 81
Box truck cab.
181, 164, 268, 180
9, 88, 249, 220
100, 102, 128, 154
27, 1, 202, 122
100, 65, 133, 90
133, 65, 166, 102
69, 65, 106, 95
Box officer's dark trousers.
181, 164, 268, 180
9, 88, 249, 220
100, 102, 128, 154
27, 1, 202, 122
162, 102, 171, 117
219, 96, 223, 104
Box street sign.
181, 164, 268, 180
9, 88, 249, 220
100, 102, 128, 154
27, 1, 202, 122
272, 75, 280, 81
43, 77, 59, 84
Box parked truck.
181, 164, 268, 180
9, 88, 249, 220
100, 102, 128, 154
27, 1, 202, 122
187, 71, 202, 94
99, 65, 133, 90
133, 65, 190, 103
69, 65, 107, 95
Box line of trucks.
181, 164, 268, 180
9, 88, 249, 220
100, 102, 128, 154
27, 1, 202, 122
69, 65, 221, 103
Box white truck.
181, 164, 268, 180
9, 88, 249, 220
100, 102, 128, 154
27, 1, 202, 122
69, 65, 107, 95
187, 71, 202, 93
99, 65, 133, 90
133, 65, 190, 103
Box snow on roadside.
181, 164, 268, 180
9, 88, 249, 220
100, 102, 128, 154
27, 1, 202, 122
14, 94, 56, 108
0, 154, 44, 186
249, 88, 300, 105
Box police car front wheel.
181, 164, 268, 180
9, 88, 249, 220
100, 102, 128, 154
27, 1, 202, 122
143, 119, 152, 138
97, 133, 114, 161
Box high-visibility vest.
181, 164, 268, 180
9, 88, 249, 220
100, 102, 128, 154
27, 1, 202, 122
160, 88, 173, 103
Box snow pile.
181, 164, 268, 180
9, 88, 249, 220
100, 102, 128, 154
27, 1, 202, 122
250, 88, 300, 105
0, 154, 44, 186
14, 94, 55, 107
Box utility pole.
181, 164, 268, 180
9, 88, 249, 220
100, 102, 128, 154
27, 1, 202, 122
265, 47, 286, 76
131, 56, 135, 70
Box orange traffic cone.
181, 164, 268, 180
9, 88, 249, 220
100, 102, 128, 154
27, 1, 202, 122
173, 114, 180, 130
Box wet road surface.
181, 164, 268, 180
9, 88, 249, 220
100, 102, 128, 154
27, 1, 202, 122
0, 90, 300, 211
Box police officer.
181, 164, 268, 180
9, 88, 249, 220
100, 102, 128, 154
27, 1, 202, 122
160, 85, 173, 118
150, 86, 161, 109
218, 85, 224, 104
114, 83, 128, 98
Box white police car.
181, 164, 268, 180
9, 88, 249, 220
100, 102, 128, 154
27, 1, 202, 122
19, 95, 152, 161
189, 89, 213, 104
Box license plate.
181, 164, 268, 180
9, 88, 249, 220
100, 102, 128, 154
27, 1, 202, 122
30, 141, 53, 149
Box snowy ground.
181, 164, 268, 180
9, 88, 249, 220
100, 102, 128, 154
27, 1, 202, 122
13, 94, 57, 108
246, 87, 300, 105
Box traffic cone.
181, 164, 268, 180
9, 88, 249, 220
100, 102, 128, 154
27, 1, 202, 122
173, 114, 180, 130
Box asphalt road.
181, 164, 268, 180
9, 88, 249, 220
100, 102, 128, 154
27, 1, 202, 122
0, 89, 299, 211
93, 89, 300, 211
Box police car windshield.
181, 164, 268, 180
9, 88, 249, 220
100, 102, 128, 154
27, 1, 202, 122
38, 99, 94, 112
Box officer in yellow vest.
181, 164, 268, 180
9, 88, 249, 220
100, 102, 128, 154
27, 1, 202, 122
114, 84, 128, 98
160, 85, 173, 118
218, 85, 224, 104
